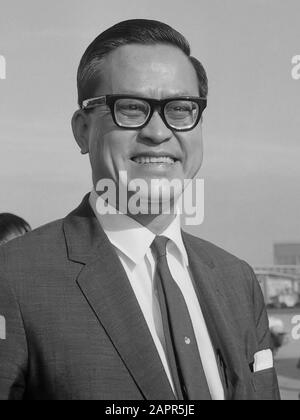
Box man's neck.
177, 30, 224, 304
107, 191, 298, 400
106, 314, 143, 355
128, 212, 177, 235
119, 195, 178, 234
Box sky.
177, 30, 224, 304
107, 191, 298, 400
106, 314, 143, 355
0, 0, 299, 265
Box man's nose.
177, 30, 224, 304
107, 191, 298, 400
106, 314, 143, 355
139, 111, 172, 144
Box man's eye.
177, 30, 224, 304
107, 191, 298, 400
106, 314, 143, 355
168, 102, 194, 113
117, 102, 147, 114
126, 105, 139, 111
173, 106, 190, 112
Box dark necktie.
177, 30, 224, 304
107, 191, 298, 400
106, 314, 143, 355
151, 236, 212, 400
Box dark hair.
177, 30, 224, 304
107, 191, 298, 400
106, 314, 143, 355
77, 19, 208, 107
0, 213, 31, 245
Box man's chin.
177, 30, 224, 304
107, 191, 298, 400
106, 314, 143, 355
125, 183, 182, 216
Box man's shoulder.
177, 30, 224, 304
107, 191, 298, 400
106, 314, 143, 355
0, 218, 66, 265
183, 231, 257, 300
183, 230, 246, 268
0, 193, 98, 276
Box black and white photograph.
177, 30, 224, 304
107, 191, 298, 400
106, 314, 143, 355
0, 0, 299, 402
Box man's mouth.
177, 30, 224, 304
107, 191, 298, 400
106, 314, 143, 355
131, 156, 178, 165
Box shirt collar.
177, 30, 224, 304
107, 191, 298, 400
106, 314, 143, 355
89, 190, 189, 267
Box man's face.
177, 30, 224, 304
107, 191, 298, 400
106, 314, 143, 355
80, 44, 204, 201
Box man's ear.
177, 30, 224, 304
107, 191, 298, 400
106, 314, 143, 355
71, 110, 90, 155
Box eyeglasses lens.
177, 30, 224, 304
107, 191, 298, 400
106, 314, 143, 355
114, 98, 200, 130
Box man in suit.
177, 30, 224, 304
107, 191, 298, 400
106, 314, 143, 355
0, 19, 280, 400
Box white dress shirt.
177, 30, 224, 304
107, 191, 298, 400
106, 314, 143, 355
89, 190, 224, 400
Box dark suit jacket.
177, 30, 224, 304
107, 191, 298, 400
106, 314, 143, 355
0, 195, 280, 400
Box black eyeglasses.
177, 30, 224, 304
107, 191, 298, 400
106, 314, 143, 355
81, 95, 207, 132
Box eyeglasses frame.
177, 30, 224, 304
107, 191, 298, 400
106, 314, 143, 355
81, 95, 207, 132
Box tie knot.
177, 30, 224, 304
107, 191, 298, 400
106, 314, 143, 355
151, 236, 169, 259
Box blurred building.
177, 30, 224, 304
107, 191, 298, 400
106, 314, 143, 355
254, 243, 300, 308
254, 266, 300, 308
274, 243, 300, 265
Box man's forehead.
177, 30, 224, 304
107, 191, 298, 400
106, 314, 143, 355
97, 44, 198, 95
105, 43, 191, 68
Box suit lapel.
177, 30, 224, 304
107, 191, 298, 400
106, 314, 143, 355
182, 232, 254, 400
63, 195, 175, 400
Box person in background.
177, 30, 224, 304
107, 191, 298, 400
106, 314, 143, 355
0, 213, 31, 246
